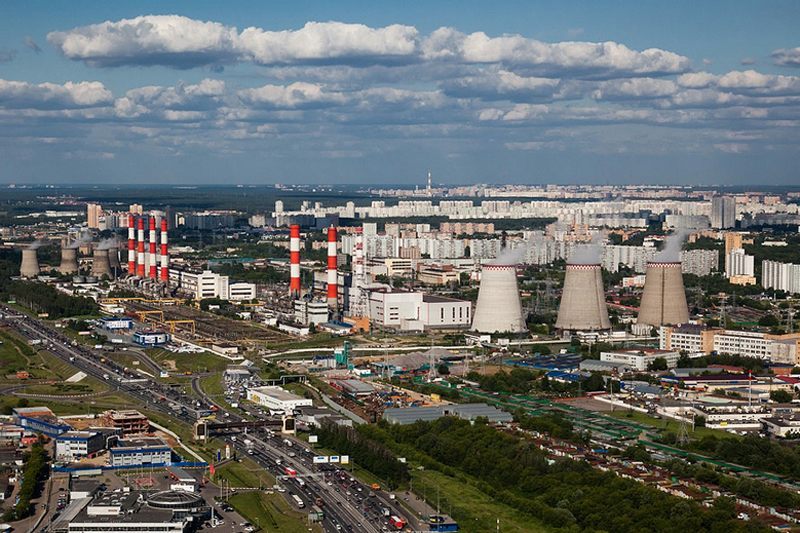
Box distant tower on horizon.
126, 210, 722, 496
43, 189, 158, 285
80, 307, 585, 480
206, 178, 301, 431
427, 170, 432, 195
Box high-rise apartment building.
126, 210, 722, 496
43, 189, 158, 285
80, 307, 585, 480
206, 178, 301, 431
711, 196, 736, 229
762, 260, 800, 295
86, 203, 102, 229
725, 248, 754, 278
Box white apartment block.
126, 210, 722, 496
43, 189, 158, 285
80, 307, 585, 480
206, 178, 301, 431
725, 248, 754, 278
680, 249, 719, 276
762, 260, 800, 295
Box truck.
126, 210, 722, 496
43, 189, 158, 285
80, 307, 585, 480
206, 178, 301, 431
243, 439, 253, 448
284, 467, 297, 477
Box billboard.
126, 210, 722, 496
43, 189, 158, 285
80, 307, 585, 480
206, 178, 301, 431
308, 435, 318, 444
313, 456, 328, 464
329, 455, 340, 463
340, 455, 350, 465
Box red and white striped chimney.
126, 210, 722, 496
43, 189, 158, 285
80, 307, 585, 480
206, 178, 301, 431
289, 224, 301, 297
127, 214, 136, 274
160, 218, 169, 282
327, 226, 338, 309
137, 217, 145, 277
148, 217, 157, 279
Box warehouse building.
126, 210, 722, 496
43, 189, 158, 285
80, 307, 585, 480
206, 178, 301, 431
246, 386, 313, 413
133, 330, 171, 347
13, 406, 72, 437
55, 430, 114, 461
383, 403, 513, 425
110, 437, 172, 467
368, 290, 470, 330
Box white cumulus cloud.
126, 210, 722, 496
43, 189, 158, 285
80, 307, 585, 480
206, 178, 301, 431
0, 79, 112, 109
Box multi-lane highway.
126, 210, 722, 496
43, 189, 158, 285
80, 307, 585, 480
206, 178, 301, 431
0, 307, 413, 532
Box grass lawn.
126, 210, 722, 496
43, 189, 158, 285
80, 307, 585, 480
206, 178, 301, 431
0, 328, 34, 375
410, 468, 550, 533
216, 458, 275, 489
609, 409, 738, 440
147, 348, 229, 373
228, 491, 321, 533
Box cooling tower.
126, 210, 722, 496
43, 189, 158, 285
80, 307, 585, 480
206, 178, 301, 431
19, 248, 40, 278
107, 247, 121, 272
471, 264, 527, 334
637, 261, 689, 327
91, 249, 112, 278
556, 263, 611, 332
58, 247, 79, 275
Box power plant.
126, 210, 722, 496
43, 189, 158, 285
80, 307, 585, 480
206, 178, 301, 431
556, 262, 611, 333
91, 249, 112, 278
471, 264, 527, 334
637, 261, 689, 327
19, 248, 40, 278
58, 246, 80, 275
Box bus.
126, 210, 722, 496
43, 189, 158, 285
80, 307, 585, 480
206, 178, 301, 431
291, 494, 305, 508
389, 516, 407, 530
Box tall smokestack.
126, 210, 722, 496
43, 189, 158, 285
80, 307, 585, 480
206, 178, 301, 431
327, 226, 338, 309
20, 248, 40, 278
289, 224, 301, 298
59, 247, 79, 275
637, 261, 689, 327
149, 217, 157, 279
556, 263, 611, 333
137, 217, 145, 277
471, 264, 526, 333
127, 214, 136, 274
92, 249, 112, 278
160, 218, 169, 282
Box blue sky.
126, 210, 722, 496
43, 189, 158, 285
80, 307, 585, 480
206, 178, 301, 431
1, 0, 799, 185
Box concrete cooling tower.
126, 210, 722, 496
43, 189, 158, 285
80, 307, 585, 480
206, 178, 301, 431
556, 263, 611, 332
58, 247, 79, 275
91, 249, 112, 278
19, 248, 40, 278
637, 261, 689, 327
471, 264, 527, 334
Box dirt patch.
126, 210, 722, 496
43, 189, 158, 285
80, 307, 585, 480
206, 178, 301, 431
161, 359, 178, 371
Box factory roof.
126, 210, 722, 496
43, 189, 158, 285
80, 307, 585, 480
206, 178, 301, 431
332, 379, 375, 395
422, 294, 466, 303
248, 385, 305, 402
111, 437, 170, 452
383, 403, 513, 425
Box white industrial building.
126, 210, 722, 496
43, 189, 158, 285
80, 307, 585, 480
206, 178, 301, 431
660, 325, 800, 363
169, 267, 255, 300
110, 437, 172, 467
600, 348, 680, 371
294, 299, 329, 326
367, 290, 470, 330
246, 386, 313, 412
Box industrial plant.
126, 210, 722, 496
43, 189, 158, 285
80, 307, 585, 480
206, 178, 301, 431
637, 260, 690, 327
471, 263, 527, 334
556, 260, 611, 335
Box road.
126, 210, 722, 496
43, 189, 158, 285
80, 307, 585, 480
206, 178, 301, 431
0, 306, 413, 533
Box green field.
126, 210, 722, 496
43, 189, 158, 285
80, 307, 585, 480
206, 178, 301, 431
227, 491, 321, 533
609, 409, 738, 440
216, 458, 276, 489
0, 329, 34, 375
148, 348, 229, 373
410, 468, 550, 533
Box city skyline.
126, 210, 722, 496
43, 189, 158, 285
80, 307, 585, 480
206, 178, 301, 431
1, 1, 799, 185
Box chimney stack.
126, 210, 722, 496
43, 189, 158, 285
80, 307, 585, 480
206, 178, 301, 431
127, 214, 136, 274
137, 217, 145, 277
327, 226, 338, 309
149, 217, 157, 279
289, 224, 301, 298
160, 218, 169, 282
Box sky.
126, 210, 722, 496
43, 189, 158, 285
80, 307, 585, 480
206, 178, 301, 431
1, 0, 799, 186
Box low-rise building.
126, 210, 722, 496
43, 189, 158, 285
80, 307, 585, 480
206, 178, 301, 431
660, 326, 800, 363
246, 386, 313, 413
599, 348, 680, 371
110, 437, 172, 467
105, 410, 149, 436
294, 299, 329, 326
99, 317, 134, 330
55, 431, 108, 461
13, 406, 71, 437
383, 403, 513, 425
133, 330, 171, 347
